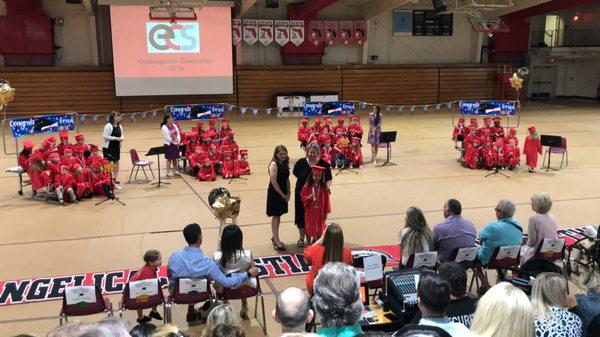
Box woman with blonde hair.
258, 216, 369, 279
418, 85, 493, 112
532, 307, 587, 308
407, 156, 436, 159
202, 304, 241, 337
398, 206, 433, 267
470, 282, 534, 337
567, 270, 600, 335
521, 193, 558, 264
532, 273, 582, 337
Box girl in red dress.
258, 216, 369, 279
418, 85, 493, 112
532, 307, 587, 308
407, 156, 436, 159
523, 124, 542, 172
300, 166, 331, 245
130, 249, 163, 324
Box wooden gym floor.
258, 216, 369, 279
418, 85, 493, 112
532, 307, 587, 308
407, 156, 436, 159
0, 99, 599, 336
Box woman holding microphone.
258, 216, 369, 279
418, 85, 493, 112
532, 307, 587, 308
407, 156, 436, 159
161, 114, 181, 177
103, 111, 124, 186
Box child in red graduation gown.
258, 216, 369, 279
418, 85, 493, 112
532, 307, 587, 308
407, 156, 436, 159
504, 128, 518, 146
42, 151, 61, 186
28, 150, 46, 192
197, 157, 217, 181
91, 160, 115, 199
61, 147, 76, 167
71, 163, 92, 199
523, 124, 542, 172
130, 249, 163, 324
322, 116, 333, 136
185, 132, 198, 158
73, 133, 89, 155
40, 136, 57, 161
57, 131, 71, 156
348, 116, 363, 140
220, 119, 233, 140
298, 117, 312, 147
490, 117, 505, 141
321, 138, 334, 166
463, 126, 479, 150
300, 166, 331, 244
18, 140, 34, 172
54, 165, 77, 205
188, 145, 206, 177
221, 133, 239, 159
452, 118, 468, 142
492, 140, 507, 168
480, 140, 495, 169
463, 137, 481, 169
313, 118, 323, 136
234, 149, 251, 176
87, 144, 103, 166
505, 138, 521, 170
221, 150, 238, 179
346, 137, 363, 168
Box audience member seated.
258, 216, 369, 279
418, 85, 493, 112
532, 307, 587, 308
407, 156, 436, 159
392, 325, 451, 337
478, 199, 523, 266
273, 287, 317, 337
532, 273, 582, 337
130, 323, 157, 337
304, 223, 352, 295
411, 262, 477, 328
470, 282, 534, 337
521, 193, 557, 264
567, 271, 600, 335
154, 324, 189, 337
398, 206, 433, 267
47, 322, 90, 337
432, 199, 477, 262
78, 317, 131, 337
167, 224, 259, 323
202, 304, 241, 337
406, 272, 469, 337
312, 262, 363, 337
213, 225, 256, 320
130, 249, 163, 324
210, 323, 245, 337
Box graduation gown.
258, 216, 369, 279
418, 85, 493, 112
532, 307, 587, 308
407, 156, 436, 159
197, 164, 216, 181
73, 169, 93, 197
506, 145, 521, 168
300, 183, 331, 239
452, 125, 468, 141
346, 145, 363, 167
523, 135, 542, 168
221, 160, 238, 179
91, 171, 113, 196
234, 159, 250, 176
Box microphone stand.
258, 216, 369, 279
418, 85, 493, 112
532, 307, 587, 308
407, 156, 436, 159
228, 153, 247, 184
485, 149, 510, 179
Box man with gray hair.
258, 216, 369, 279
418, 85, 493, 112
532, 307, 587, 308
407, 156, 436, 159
477, 199, 523, 266
273, 287, 316, 336
76, 317, 131, 337
312, 262, 363, 337
47, 322, 90, 337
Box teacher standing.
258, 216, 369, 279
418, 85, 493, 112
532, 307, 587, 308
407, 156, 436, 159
102, 111, 124, 186
367, 104, 383, 164
293, 142, 332, 248
266, 145, 290, 251
161, 114, 181, 177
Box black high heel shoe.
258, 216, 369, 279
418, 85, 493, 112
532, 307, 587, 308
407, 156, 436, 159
271, 237, 286, 251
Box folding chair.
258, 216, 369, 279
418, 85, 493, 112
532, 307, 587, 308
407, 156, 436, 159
542, 137, 568, 168
532, 237, 569, 292
59, 285, 113, 325
448, 246, 480, 270
405, 251, 438, 270
167, 277, 213, 320
469, 245, 520, 292
128, 149, 155, 183
352, 253, 387, 294
222, 276, 267, 335
119, 279, 170, 323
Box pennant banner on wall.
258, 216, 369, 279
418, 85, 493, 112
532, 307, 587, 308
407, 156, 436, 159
274, 20, 290, 46
258, 20, 274, 46
324, 21, 339, 46
353, 20, 367, 45
289, 20, 305, 46
243, 19, 258, 46
309, 21, 324, 46
232, 18, 242, 45
339, 21, 353, 45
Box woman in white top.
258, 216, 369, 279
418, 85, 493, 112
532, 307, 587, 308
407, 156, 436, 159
160, 114, 181, 177
214, 224, 256, 320
398, 206, 433, 267
102, 111, 124, 184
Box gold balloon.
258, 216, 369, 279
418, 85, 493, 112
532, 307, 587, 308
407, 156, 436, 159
0, 80, 15, 104
509, 74, 523, 89
211, 195, 241, 219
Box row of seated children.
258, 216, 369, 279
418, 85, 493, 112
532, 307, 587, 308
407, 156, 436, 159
17, 131, 115, 205
179, 119, 251, 181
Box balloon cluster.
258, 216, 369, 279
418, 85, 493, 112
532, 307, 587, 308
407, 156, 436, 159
510, 67, 529, 90
0, 80, 15, 105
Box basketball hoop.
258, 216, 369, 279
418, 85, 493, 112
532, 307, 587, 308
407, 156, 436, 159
468, 16, 509, 33
149, 0, 206, 22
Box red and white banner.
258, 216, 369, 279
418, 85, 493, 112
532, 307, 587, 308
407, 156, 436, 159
274, 20, 290, 46
324, 21, 339, 46
258, 19, 274, 46
339, 21, 353, 45
243, 19, 258, 46
353, 20, 367, 45
309, 21, 324, 46
232, 19, 242, 45
289, 20, 305, 46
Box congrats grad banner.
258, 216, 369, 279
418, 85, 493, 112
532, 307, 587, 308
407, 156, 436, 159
9, 114, 75, 139
167, 104, 225, 121
458, 100, 517, 116
303, 101, 356, 116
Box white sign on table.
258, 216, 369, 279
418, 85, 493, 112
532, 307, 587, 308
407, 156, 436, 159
455, 247, 479, 263
496, 245, 520, 260
65, 286, 96, 305
363, 255, 383, 282
129, 279, 159, 298
540, 238, 565, 253
179, 278, 208, 294
413, 252, 437, 268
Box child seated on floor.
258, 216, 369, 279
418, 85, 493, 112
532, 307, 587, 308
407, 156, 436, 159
221, 150, 239, 179
130, 249, 163, 324
234, 150, 251, 176
198, 157, 217, 181
91, 160, 115, 199
55, 165, 78, 206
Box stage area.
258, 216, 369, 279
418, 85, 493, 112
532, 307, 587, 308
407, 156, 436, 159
1, 99, 599, 336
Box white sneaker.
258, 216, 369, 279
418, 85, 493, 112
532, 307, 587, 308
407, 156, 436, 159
167, 172, 174, 177
173, 171, 181, 176
115, 185, 122, 190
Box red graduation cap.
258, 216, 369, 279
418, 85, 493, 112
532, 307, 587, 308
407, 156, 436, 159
314, 118, 322, 124
528, 124, 536, 133
350, 115, 359, 122
324, 116, 332, 122
60, 165, 69, 172
458, 118, 465, 123
337, 117, 345, 124
202, 157, 211, 164
469, 118, 478, 126
90, 144, 99, 151
74, 133, 85, 142
22, 140, 34, 149
493, 117, 501, 123
209, 118, 217, 126
187, 132, 198, 139
197, 122, 204, 128
483, 128, 491, 134
301, 117, 309, 123
42, 136, 56, 146
59, 131, 69, 139
71, 163, 82, 171
91, 160, 103, 169
240, 149, 248, 156
311, 165, 326, 174
48, 151, 60, 161
222, 119, 230, 125
509, 128, 516, 136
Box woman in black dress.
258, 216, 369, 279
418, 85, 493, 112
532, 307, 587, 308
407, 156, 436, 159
267, 145, 290, 251
102, 111, 124, 186
293, 142, 332, 247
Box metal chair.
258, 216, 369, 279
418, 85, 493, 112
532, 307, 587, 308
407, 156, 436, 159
542, 137, 568, 168
352, 253, 388, 294
128, 149, 155, 183
448, 246, 480, 270
119, 279, 170, 323
469, 245, 521, 292
59, 285, 113, 325
222, 276, 267, 335
167, 277, 213, 322
532, 237, 569, 292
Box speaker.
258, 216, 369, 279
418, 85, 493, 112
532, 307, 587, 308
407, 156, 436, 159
265, 0, 279, 8
432, 0, 446, 12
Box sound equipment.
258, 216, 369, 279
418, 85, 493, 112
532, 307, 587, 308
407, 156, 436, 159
432, 0, 447, 12
265, 0, 279, 8
382, 269, 421, 316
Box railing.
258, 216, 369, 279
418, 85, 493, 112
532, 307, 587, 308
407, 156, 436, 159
530, 29, 600, 48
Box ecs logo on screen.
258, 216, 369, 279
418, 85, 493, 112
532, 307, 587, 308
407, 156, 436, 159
146, 22, 200, 53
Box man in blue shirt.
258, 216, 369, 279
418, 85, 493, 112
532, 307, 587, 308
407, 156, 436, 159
478, 199, 523, 265
432, 199, 477, 262
168, 223, 259, 322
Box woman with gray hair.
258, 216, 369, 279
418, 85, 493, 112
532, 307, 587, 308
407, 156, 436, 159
532, 273, 582, 337
521, 193, 557, 264
312, 262, 363, 337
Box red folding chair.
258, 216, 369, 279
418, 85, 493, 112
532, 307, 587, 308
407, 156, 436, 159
222, 276, 267, 335
352, 253, 387, 294
405, 251, 438, 269
128, 149, 155, 183
532, 237, 569, 292
469, 245, 521, 292
59, 285, 113, 325
449, 246, 480, 270
119, 279, 170, 323
167, 277, 214, 316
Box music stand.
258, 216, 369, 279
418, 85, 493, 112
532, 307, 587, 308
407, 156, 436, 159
146, 146, 170, 188
541, 135, 562, 172
379, 131, 397, 166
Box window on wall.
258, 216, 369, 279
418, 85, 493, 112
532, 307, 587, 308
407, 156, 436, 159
544, 15, 564, 47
